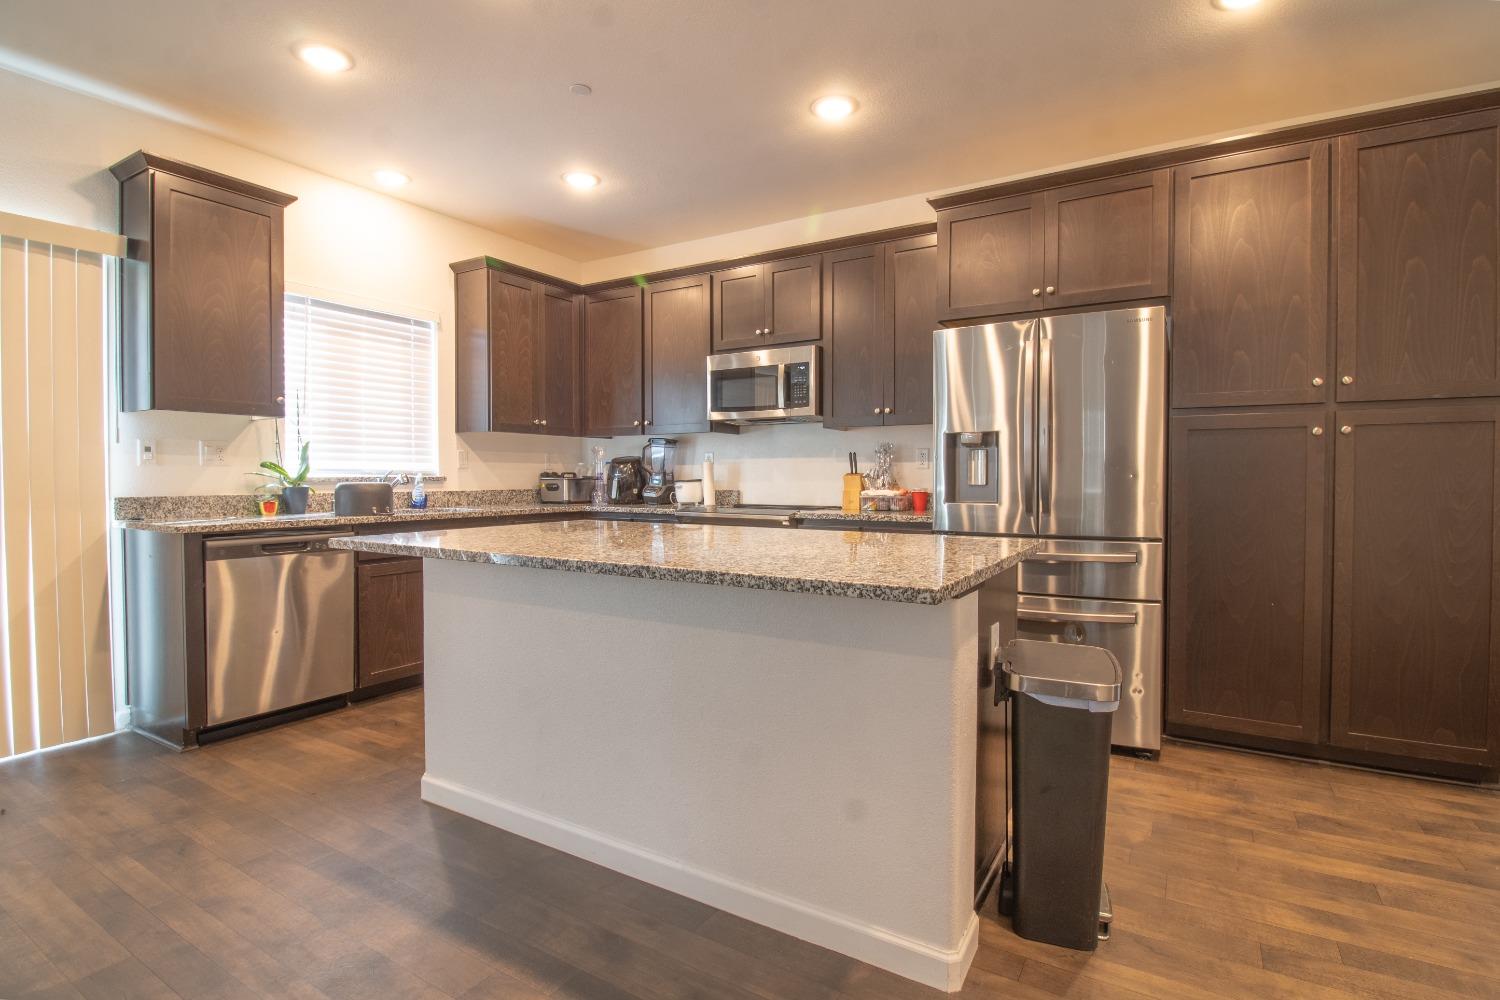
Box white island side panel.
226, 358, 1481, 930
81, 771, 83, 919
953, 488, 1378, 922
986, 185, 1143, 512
420, 558, 981, 989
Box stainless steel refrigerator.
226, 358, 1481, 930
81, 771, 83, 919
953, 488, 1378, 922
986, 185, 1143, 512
934, 306, 1166, 753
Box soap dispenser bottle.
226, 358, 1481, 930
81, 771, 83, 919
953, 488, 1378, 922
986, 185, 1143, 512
410, 473, 428, 510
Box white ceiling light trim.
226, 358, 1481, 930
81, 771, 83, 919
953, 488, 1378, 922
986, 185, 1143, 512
563, 170, 601, 190
373, 169, 410, 188
294, 43, 354, 74
1212, 0, 1261, 10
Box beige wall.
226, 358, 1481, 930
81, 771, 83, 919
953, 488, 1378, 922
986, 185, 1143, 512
0, 67, 585, 498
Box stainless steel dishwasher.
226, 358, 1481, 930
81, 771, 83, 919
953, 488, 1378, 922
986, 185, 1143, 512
203, 530, 356, 727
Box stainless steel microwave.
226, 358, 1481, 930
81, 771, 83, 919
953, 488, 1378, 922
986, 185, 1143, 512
706, 345, 821, 424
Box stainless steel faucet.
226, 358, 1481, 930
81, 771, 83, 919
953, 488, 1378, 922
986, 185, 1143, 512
384, 471, 410, 487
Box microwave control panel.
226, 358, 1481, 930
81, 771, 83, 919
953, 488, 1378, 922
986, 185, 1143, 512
784, 362, 812, 407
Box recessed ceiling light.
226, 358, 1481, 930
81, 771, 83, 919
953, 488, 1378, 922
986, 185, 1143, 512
569, 83, 593, 97
562, 171, 601, 190
373, 169, 410, 188
293, 43, 354, 74
811, 95, 858, 122
1211, 0, 1261, 9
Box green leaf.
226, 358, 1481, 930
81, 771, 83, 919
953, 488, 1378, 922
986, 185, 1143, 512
259, 460, 292, 481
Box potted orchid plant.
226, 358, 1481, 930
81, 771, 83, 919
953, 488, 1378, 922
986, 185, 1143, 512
252, 421, 313, 515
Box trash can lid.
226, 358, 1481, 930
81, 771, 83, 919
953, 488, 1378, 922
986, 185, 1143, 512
1002, 638, 1121, 705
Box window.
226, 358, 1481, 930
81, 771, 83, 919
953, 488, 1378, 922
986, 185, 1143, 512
283, 293, 438, 476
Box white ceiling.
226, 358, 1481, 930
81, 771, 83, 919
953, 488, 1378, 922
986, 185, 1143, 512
4, 0, 1499, 261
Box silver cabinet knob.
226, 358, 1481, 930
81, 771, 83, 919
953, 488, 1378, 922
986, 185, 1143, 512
1340, 425, 1352, 435
643, 419, 652, 426
275, 395, 285, 404
1311, 426, 1324, 436
1341, 375, 1354, 385
632, 419, 641, 426
531, 418, 538, 425
540, 419, 547, 426
754, 328, 761, 336
1045, 285, 1056, 294
1312, 377, 1324, 387
1031, 288, 1041, 297
884, 407, 893, 414
764, 327, 772, 336
873, 408, 881, 415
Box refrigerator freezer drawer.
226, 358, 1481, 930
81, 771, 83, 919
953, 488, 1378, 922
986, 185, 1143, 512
1020, 540, 1163, 602
1016, 594, 1162, 752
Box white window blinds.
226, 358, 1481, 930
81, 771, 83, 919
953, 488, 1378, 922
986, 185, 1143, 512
283, 294, 438, 476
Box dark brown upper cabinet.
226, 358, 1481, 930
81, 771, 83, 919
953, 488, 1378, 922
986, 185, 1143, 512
937, 193, 1045, 323
1172, 143, 1332, 408
1167, 409, 1328, 747
111, 152, 296, 416
643, 274, 711, 435
1044, 169, 1171, 310
1336, 110, 1500, 402
453, 261, 580, 435
936, 170, 1168, 324
583, 285, 645, 436
823, 234, 938, 431
1330, 402, 1500, 769
711, 254, 822, 351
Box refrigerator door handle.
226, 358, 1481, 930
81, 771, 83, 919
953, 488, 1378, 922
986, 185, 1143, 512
1018, 607, 1139, 625
1029, 550, 1140, 565
1021, 322, 1036, 519
1037, 319, 1054, 519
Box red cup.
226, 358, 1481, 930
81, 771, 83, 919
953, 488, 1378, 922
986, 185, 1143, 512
910, 490, 930, 513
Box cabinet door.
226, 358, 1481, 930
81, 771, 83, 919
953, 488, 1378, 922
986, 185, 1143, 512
937, 193, 1045, 322
885, 233, 938, 426
711, 263, 765, 351
822, 244, 885, 430
454, 268, 492, 432
539, 284, 581, 436
149, 173, 284, 416
1173, 144, 1332, 408
644, 274, 710, 435
1167, 410, 1328, 745
357, 558, 423, 688
487, 271, 541, 432
1044, 169, 1170, 309
764, 253, 822, 344
1330, 403, 1500, 767
583, 286, 644, 436
1336, 111, 1500, 401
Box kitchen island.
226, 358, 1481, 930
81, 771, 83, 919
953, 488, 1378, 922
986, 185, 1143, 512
333, 520, 1037, 991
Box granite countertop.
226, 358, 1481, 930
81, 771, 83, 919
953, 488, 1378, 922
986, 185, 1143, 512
794, 509, 933, 524
118, 504, 601, 534
331, 520, 1036, 605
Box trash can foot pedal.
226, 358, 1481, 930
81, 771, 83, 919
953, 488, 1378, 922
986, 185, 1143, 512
1097, 882, 1113, 943
997, 864, 1015, 917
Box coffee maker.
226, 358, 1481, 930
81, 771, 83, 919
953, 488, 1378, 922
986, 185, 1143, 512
641, 437, 678, 504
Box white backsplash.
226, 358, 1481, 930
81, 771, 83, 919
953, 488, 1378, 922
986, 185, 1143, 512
586, 423, 935, 508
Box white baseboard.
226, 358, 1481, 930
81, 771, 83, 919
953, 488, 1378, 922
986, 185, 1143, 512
422, 774, 978, 992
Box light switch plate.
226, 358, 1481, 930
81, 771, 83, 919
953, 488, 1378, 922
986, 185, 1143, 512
198, 440, 227, 465
457, 448, 469, 470
136, 439, 156, 465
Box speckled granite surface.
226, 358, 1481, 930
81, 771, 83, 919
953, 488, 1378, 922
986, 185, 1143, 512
115, 489, 742, 533
795, 509, 933, 524
332, 520, 1037, 604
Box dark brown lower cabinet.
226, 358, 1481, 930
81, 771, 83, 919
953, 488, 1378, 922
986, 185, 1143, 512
1168, 409, 1328, 745
1330, 403, 1500, 768
357, 557, 424, 689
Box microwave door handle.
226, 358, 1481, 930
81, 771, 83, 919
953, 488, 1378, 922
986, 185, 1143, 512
776, 364, 787, 411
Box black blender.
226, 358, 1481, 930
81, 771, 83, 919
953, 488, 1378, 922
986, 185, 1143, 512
640, 437, 678, 504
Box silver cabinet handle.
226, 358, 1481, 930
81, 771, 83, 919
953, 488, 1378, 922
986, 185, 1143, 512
1031, 288, 1041, 297
632, 419, 641, 426
1029, 551, 1138, 564
873, 408, 881, 415
1311, 426, 1324, 436
1312, 377, 1324, 387
1341, 375, 1354, 385
1340, 425, 1352, 435
540, 419, 547, 426
275, 394, 285, 404
764, 327, 772, 336
1045, 285, 1056, 294
643, 419, 651, 426
1019, 608, 1137, 625
754, 328, 763, 336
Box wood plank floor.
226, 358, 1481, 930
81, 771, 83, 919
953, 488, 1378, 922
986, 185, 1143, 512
2, 690, 1497, 1000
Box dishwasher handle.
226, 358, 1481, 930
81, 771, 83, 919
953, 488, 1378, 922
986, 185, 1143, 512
204, 532, 356, 560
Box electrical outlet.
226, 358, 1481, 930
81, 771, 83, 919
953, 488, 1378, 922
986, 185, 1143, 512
704, 451, 714, 463
136, 439, 156, 465
198, 440, 227, 466
916, 447, 931, 469
457, 448, 470, 470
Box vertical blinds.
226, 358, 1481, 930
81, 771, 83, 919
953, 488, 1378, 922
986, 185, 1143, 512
284, 294, 439, 476
0, 235, 115, 760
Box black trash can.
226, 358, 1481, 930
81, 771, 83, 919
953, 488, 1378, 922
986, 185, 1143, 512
998, 638, 1121, 951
